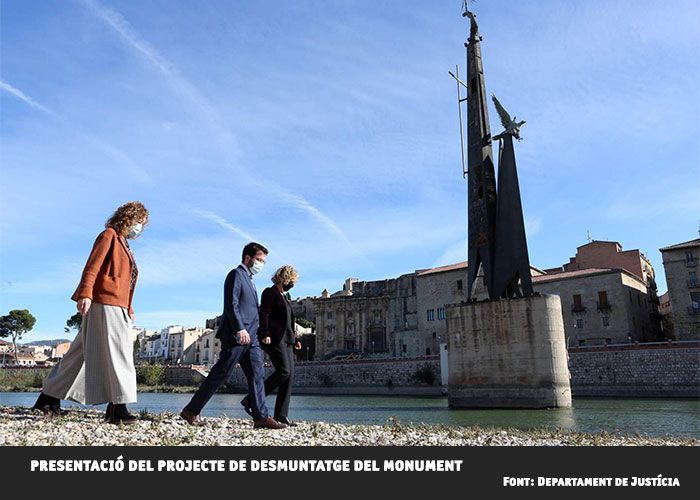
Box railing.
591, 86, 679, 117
571, 304, 586, 313
687, 280, 699, 289
686, 260, 697, 267
597, 301, 612, 311
688, 306, 700, 315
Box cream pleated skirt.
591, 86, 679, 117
43, 302, 137, 405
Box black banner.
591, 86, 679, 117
1, 446, 696, 497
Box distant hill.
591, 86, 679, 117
21, 339, 72, 347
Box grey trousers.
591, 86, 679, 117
43, 302, 137, 405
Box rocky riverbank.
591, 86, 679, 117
1, 406, 696, 446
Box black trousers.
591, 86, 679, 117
261, 341, 295, 419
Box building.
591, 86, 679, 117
414, 262, 546, 357
313, 255, 660, 357
143, 334, 161, 361
52, 342, 71, 359
314, 274, 418, 359
3, 353, 38, 367
660, 238, 700, 340
158, 325, 184, 361
546, 240, 656, 284
532, 268, 656, 345
290, 296, 317, 324
193, 329, 221, 369
168, 327, 204, 364
659, 292, 675, 339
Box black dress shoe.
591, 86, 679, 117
240, 397, 253, 417
104, 403, 113, 421
31, 392, 61, 416
109, 404, 138, 425
277, 417, 298, 427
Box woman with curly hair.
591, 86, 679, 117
241, 265, 302, 426
32, 201, 149, 425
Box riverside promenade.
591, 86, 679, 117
1, 407, 696, 446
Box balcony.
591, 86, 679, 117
686, 260, 697, 268
687, 280, 699, 289
688, 306, 700, 315
597, 301, 612, 311
571, 304, 587, 313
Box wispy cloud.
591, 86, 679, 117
275, 191, 350, 244
0, 80, 52, 114
0, 78, 150, 185
78, 0, 348, 243
77, 0, 223, 130
190, 208, 257, 242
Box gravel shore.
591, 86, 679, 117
1, 406, 696, 446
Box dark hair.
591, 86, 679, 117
242, 242, 268, 262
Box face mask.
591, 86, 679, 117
127, 223, 143, 239
283, 283, 294, 292
250, 259, 264, 275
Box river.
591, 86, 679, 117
1, 392, 698, 438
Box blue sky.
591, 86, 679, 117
1, 0, 699, 341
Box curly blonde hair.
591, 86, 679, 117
271, 265, 299, 286
105, 201, 149, 236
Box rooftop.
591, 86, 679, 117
659, 238, 700, 252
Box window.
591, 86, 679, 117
602, 315, 610, 327
578, 340, 586, 346
572, 294, 584, 311
344, 340, 355, 350
427, 309, 435, 321
629, 290, 632, 302
402, 344, 407, 353
691, 292, 700, 311
598, 291, 608, 307
686, 251, 696, 265
689, 271, 698, 287
426, 348, 431, 355
575, 318, 584, 329
437, 307, 446, 320
457, 280, 463, 291
327, 311, 334, 320
432, 332, 437, 339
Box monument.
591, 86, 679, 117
446, 3, 571, 408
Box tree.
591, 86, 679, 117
65, 312, 82, 334
0, 309, 37, 366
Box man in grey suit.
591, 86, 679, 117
180, 242, 286, 429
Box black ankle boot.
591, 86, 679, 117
104, 403, 113, 421
109, 404, 138, 425
31, 392, 61, 416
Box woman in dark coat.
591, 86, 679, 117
241, 265, 301, 426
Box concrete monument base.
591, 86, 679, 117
447, 294, 572, 408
